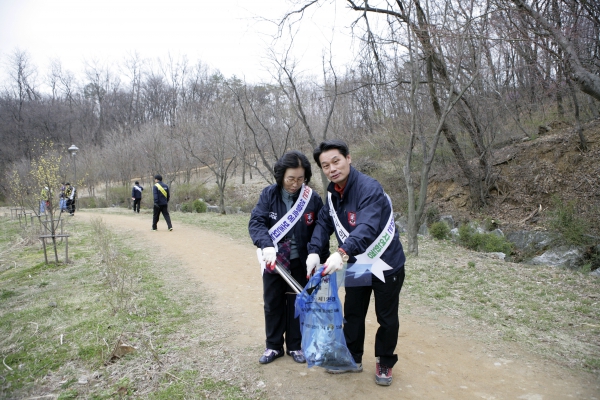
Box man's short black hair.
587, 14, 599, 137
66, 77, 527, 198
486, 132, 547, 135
154, 174, 162, 181
273, 150, 312, 188
313, 139, 350, 168
135, 181, 139, 184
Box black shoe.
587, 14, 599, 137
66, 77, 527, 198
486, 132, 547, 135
259, 348, 284, 364
286, 350, 306, 363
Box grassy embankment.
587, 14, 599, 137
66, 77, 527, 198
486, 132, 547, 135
0, 212, 259, 399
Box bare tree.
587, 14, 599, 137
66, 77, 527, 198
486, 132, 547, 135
401, 29, 476, 254
179, 86, 239, 213
505, 0, 600, 102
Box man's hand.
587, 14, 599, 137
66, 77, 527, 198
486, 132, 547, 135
262, 247, 276, 270
306, 253, 320, 277
322, 252, 344, 276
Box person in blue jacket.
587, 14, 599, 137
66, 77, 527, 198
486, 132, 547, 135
131, 181, 144, 213
306, 139, 406, 386
152, 174, 172, 231
249, 150, 329, 365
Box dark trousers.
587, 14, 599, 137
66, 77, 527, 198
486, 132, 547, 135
152, 204, 172, 229
66, 199, 75, 215
262, 258, 308, 351
343, 267, 405, 368
133, 198, 141, 213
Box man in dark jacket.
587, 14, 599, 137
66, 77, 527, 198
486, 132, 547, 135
131, 181, 143, 213
65, 183, 76, 216
306, 139, 406, 386
152, 174, 172, 231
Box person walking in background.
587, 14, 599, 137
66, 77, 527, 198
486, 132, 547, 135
40, 186, 49, 215
152, 174, 172, 231
248, 151, 329, 365
65, 183, 76, 216
132, 181, 143, 213
59, 183, 67, 212
306, 139, 406, 386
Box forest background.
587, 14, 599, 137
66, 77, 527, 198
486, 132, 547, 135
1, 0, 599, 252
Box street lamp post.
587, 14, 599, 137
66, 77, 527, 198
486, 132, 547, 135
68, 144, 79, 212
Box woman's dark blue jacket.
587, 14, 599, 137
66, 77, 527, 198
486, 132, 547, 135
249, 184, 329, 263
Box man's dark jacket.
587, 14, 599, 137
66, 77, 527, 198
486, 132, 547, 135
307, 166, 405, 277
153, 182, 169, 206
132, 185, 143, 199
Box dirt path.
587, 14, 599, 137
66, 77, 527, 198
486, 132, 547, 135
77, 211, 599, 399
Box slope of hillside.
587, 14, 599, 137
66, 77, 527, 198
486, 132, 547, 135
428, 118, 600, 237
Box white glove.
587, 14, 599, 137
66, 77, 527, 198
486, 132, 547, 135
322, 252, 344, 276
262, 247, 276, 270
306, 253, 320, 277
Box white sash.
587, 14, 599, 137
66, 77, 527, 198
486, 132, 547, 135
268, 184, 313, 250
327, 192, 395, 282
259, 185, 313, 273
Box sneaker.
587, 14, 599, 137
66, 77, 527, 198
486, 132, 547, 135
286, 350, 306, 363
151, 229, 157, 231
375, 357, 392, 386
169, 228, 173, 231
326, 362, 363, 374
259, 348, 284, 364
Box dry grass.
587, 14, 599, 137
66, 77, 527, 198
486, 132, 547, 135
402, 237, 600, 373
0, 214, 264, 399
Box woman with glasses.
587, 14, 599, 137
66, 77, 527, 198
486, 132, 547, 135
249, 150, 329, 365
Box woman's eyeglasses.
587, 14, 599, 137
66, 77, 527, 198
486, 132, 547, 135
284, 177, 305, 184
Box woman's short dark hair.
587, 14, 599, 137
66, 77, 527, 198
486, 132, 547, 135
313, 139, 350, 168
273, 151, 312, 188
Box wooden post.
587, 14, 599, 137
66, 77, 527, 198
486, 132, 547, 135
65, 236, 69, 263
39, 234, 70, 264
41, 237, 48, 264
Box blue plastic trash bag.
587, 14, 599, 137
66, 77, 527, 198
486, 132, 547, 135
295, 267, 357, 370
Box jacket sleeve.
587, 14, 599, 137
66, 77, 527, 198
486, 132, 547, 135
132, 188, 135, 197
153, 185, 158, 203
248, 188, 275, 250
166, 186, 170, 202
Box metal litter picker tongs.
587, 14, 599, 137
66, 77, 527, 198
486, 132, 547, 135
274, 261, 304, 294
256, 248, 304, 294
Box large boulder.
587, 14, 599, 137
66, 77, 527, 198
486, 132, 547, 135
394, 214, 407, 233
505, 230, 557, 251
439, 215, 455, 228
529, 245, 584, 269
